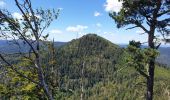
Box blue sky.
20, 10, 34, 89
0, 0, 162, 45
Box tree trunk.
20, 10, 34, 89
36, 39, 53, 100
36, 58, 53, 100
146, 59, 155, 100
81, 62, 85, 100
146, 33, 155, 100
42, 78, 54, 100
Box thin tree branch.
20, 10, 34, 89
0, 11, 38, 57
126, 26, 138, 30
133, 21, 150, 34
156, 43, 161, 49
157, 9, 170, 17
15, 0, 38, 39
26, 0, 39, 39
0, 54, 39, 85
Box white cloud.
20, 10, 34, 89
94, 11, 102, 17
0, 0, 5, 8
66, 25, 88, 32
96, 23, 102, 27
12, 12, 23, 20
104, 0, 122, 12
50, 29, 63, 34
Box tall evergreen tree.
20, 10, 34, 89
109, 0, 170, 100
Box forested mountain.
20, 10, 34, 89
53, 34, 170, 99
55, 34, 124, 89
0, 34, 170, 99
0, 34, 126, 99
1, 0, 170, 99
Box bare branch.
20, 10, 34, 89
156, 43, 161, 49
26, 0, 39, 39
0, 11, 38, 57
133, 21, 150, 34
0, 54, 39, 85
15, 0, 38, 39
126, 26, 138, 30
157, 9, 170, 17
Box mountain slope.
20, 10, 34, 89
55, 34, 125, 89
54, 34, 170, 100
0, 34, 170, 99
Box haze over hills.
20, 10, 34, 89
0, 34, 169, 66
0, 40, 66, 53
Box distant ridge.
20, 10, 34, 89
0, 40, 67, 53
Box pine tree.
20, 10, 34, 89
109, 0, 170, 99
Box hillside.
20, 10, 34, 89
0, 34, 170, 100
53, 34, 170, 100
55, 34, 125, 89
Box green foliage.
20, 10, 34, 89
0, 56, 45, 99
126, 41, 159, 78
56, 65, 170, 100
0, 34, 170, 99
